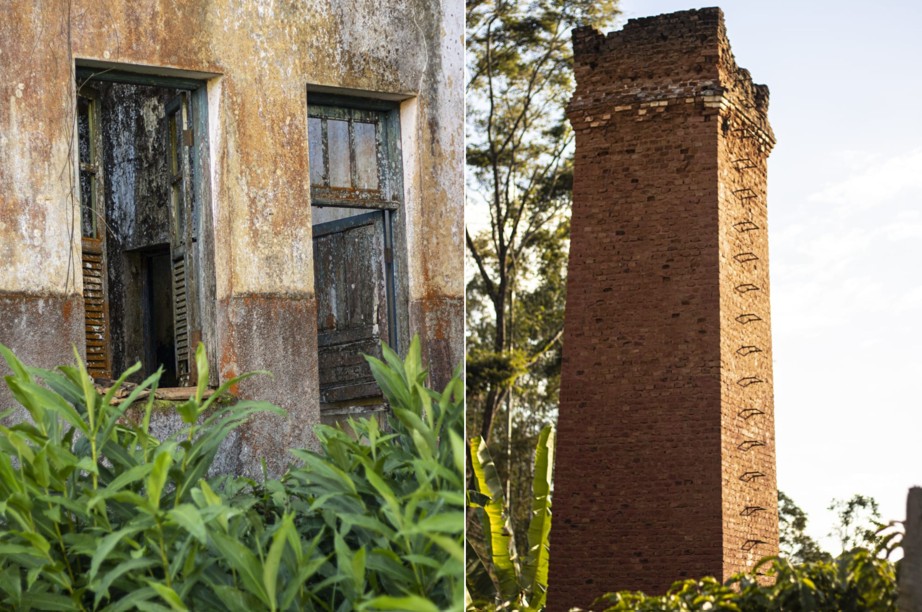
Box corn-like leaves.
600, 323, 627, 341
469, 435, 520, 602
521, 425, 555, 610
466, 426, 557, 611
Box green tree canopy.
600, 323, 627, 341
829, 493, 884, 552
465, 0, 620, 445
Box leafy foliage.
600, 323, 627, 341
778, 491, 830, 564
466, 425, 555, 611
0, 337, 463, 611
594, 549, 897, 612
829, 494, 883, 553
279, 339, 465, 610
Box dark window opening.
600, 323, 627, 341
139, 246, 177, 386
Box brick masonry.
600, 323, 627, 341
549, 8, 777, 609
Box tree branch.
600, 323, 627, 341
466, 227, 499, 304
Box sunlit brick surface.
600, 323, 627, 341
549, 9, 777, 609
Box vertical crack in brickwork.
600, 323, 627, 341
549, 9, 777, 610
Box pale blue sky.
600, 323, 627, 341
616, 0, 922, 549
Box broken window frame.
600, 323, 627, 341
307, 93, 409, 421
74, 65, 216, 387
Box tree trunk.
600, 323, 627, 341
479, 285, 508, 444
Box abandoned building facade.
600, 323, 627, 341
550, 8, 778, 608
0, 1, 463, 474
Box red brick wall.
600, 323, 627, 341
549, 9, 776, 609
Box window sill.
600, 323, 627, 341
95, 382, 216, 406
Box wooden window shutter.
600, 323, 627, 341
167, 93, 197, 386
77, 89, 112, 379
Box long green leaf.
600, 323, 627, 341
263, 513, 294, 611
351, 545, 367, 599
6, 378, 88, 435
99, 584, 159, 612
26, 366, 84, 407
146, 446, 174, 510
98, 368, 163, 445
521, 425, 555, 610
0, 565, 22, 603
279, 548, 329, 609
0, 344, 32, 382
211, 584, 260, 612
73, 345, 98, 432
93, 558, 159, 609
469, 436, 519, 600
198, 370, 267, 414
98, 463, 155, 498
167, 504, 207, 544
90, 526, 141, 580
20, 591, 80, 611
209, 530, 270, 606
144, 580, 189, 612
359, 595, 439, 611
360, 457, 403, 530
194, 342, 209, 405
100, 361, 142, 411
365, 354, 411, 409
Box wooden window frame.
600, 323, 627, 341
307, 95, 403, 212
74, 65, 216, 386
308, 94, 410, 420
308, 94, 406, 353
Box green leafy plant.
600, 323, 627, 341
0, 337, 464, 611
278, 338, 465, 611
0, 342, 285, 610
594, 550, 897, 612
466, 425, 555, 611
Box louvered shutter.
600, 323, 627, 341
77, 89, 111, 379
167, 93, 197, 386
82, 247, 111, 378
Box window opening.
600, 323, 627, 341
308, 96, 405, 425
75, 68, 210, 386
165, 94, 196, 383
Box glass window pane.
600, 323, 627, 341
80, 171, 95, 237
308, 117, 324, 186
327, 119, 351, 188
354, 122, 378, 190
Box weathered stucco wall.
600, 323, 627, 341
0, 0, 463, 475
0, 3, 83, 386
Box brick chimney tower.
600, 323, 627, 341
549, 8, 777, 609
